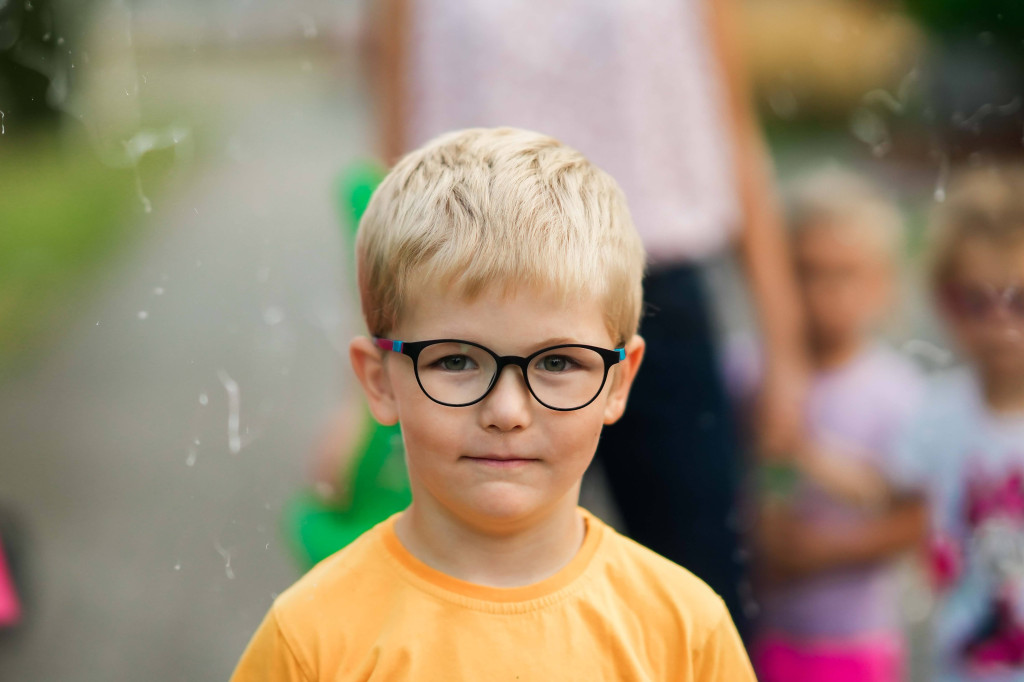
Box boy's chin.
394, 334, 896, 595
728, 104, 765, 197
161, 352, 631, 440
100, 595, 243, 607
452, 484, 569, 528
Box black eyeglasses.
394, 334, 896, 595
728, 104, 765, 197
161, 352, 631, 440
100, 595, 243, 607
374, 337, 626, 411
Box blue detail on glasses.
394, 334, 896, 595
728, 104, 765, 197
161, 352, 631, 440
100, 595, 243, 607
374, 338, 404, 353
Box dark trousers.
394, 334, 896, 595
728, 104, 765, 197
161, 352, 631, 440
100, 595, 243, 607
595, 264, 749, 637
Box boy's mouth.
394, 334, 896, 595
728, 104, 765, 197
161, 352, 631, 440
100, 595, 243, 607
462, 454, 540, 468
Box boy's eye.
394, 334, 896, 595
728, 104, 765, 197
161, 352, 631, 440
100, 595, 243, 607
536, 355, 577, 373
436, 355, 477, 371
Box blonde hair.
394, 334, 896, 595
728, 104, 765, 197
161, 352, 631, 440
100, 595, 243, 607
356, 128, 646, 343
786, 165, 905, 263
928, 164, 1024, 287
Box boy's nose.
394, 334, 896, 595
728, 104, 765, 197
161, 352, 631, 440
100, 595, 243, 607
479, 366, 534, 431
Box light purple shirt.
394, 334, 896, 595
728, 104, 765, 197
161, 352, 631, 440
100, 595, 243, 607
726, 340, 925, 639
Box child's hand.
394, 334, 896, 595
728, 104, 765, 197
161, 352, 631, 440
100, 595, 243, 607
311, 400, 369, 506
755, 501, 834, 585
753, 360, 808, 462
795, 441, 891, 510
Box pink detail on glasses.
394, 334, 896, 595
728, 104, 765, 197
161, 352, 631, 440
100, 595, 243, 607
375, 338, 403, 352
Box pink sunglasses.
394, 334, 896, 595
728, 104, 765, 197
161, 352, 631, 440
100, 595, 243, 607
941, 283, 1024, 321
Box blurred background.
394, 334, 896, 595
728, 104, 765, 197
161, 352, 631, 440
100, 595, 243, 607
0, 0, 1021, 679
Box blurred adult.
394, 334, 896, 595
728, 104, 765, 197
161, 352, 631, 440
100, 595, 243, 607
373, 0, 807, 635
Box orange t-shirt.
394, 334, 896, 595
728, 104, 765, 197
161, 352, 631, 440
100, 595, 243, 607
231, 508, 755, 681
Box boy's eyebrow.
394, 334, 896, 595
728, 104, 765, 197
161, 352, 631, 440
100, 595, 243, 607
432, 335, 582, 350
534, 337, 577, 347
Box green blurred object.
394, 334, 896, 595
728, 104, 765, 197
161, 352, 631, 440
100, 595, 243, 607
284, 411, 410, 568
756, 462, 801, 501
337, 160, 388, 240
903, 0, 1024, 52
284, 160, 411, 570
0, 140, 175, 379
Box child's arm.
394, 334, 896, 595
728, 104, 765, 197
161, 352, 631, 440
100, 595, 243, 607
707, 0, 809, 460
373, 0, 410, 165
794, 441, 891, 509
756, 492, 928, 584
310, 397, 370, 505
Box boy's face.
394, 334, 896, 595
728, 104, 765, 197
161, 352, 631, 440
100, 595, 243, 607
793, 223, 892, 351
941, 238, 1024, 379
350, 284, 644, 530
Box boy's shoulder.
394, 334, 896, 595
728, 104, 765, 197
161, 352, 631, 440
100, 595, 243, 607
588, 514, 732, 634
278, 515, 392, 594
269, 517, 399, 640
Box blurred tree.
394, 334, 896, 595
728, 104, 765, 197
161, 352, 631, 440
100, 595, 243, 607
0, 0, 62, 136
904, 0, 1024, 54
904, 0, 1024, 158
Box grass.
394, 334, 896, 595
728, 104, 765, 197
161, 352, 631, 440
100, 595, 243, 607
0, 134, 176, 379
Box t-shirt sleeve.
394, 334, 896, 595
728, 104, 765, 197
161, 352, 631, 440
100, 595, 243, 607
693, 604, 757, 682
884, 404, 939, 496
230, 607, 314, 682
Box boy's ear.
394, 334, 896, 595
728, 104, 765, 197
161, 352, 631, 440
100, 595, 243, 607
349, 336, 400, 426
603, 334, 645, 425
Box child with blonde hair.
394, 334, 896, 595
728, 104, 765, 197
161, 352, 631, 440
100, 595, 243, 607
231, 128, 755, 680
725, 167, 929, 681
889, 164, 1024, 681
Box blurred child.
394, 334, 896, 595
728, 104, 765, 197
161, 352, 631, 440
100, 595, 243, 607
283, 162, 412, 570
727, 168, 929, 682
889, 165, 1024, 681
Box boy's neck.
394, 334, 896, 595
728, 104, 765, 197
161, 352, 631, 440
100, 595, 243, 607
810, 335, 866, 372
394, 493, 587, 588
980, 368, 1024, 415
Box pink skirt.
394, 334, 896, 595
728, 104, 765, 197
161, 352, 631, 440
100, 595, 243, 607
754, 632, 905, 682
0, 540, 21, 627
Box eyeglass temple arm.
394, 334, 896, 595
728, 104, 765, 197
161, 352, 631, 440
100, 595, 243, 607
373, 337, 403, 352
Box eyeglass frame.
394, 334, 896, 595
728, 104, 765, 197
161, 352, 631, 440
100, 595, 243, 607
373, 337, 627, 411
940, 283, 1024, 321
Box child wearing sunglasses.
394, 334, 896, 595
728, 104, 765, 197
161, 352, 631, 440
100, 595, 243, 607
887, 165, 1024, 681
230, 128, 755, 680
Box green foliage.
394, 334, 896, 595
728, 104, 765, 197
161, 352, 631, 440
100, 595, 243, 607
0, 139, 173, 377
903, 0, 1024, 52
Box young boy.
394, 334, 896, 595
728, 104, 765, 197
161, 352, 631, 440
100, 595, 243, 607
889, 165, 1024, 681
230, 128, 755, 680
725, 168, 929, 681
